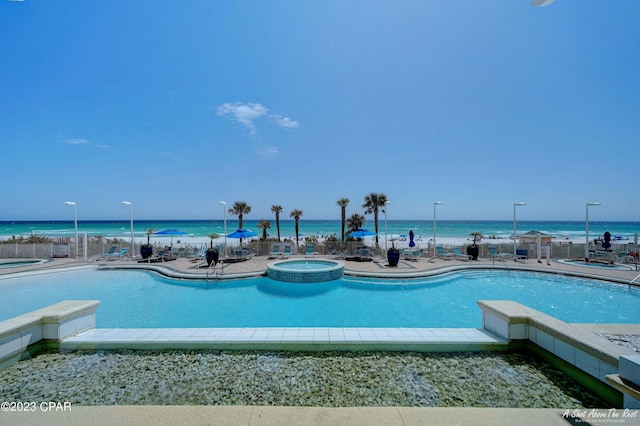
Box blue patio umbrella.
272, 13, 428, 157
349, 228, 376, 239
153, 229, 187, 248
226, 229, 257, 239
409, 230, 415, 248
226, 229, 257, 251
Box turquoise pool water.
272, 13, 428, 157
556, 259, 633, 270
0, 260, 44, 269
272, 260, 338, 270
1, 269, 638, 328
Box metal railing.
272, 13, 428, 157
2, 240, 638, 268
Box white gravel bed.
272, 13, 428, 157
0, 350, 607, 407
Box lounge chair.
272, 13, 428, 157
403, 248, 422, 261
515, 249, 529, 262
435, 246, 454, 260
280, 244, 292, 259
328, 247, 347, 259
268, 244, 281, 259
452, 247, 471, 261
189, 245, 207, 262
488, 246, 513, 261
107, 247, 129, 260
95, 245, 118, 259
305, 245, 317, 258
358, 248, 373, 261
614, 252, 632, 264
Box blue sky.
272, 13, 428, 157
2, 0, 639, 222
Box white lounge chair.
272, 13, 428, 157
189, 245, 206, 262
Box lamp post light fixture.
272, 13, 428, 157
63, 201, 78, 258
219, 201, 227, 254
433, 201, 443, 257
513, 202, 526, 256
121, 201, 134, 253
384, 201, 390, 252
585, 202, 602, 261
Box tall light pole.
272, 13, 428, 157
63, 201, 78, 258
219, 201, 227, 254
121, 201, 134, 253
585, 202, 602, 260
433, 201, 443, 256
513, 202, 526, 256
384, 201, 390, 252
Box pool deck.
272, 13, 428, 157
2, 252, 639, 283
1, 406, 594, 426
2, 255, 640, 424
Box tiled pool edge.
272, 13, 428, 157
479, 300, 639, 408
59, 327, 508, 353
0, 300, 99, 370
2, 300, 639, 408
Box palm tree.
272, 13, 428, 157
229, 201, 251, 245
289, 209, 303, 245
257, 219, 271, 241
362, 192, 388, 248
228, 201, 251, 230
271, 205, 283, 241
346, 213, 365, 236
336, 197, 349, 242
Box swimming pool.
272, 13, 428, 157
1, 269, 638, 328
267, 259, 344, 282
0, 259, 46, 269
556, 259, 633, 270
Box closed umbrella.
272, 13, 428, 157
409, 230, 415, 248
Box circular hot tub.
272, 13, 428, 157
267, 259, 345, 282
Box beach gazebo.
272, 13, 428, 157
518, 230, 555, 244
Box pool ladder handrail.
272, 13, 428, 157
490, 254, 510, 269
206, 260, 223, 282
629, 273, 640, 289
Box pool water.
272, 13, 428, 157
1, 269, 638, 328
0, 260, 44, 269
267, 259, 344, 282
556, 259, 632, 270
273, 260, 336, 270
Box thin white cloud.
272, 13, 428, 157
256, 145, 279, 158
217, 102, 269, 134
64, 138, 111, 150
217, 102, 300, 134
65, 138, 89, 145
270, 114, 299, 129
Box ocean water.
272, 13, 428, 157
1, 220, 639, 242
